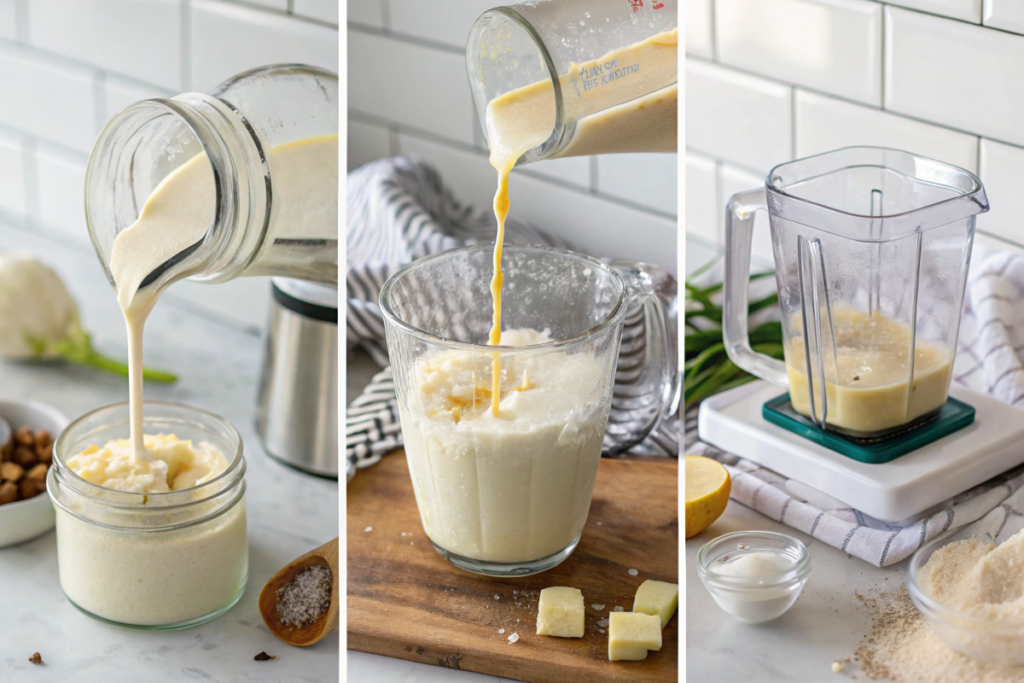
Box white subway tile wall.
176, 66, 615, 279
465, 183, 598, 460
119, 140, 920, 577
347, 0, 678, 275
687, 0, 1024, 262
985, 0, 1024, 34
0, 0, 338, 329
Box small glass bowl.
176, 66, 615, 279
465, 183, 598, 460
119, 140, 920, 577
909, 527, 1024, 666
697, 531, 812, 624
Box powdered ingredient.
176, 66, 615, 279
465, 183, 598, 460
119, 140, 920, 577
855, 528, 1024, 683
276, 565, 332, 627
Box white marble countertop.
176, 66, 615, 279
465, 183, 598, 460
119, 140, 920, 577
686, 501, 905, 682
0, 224, 339, 682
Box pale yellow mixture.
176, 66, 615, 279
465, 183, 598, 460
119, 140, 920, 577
786, 308, 953, 434
483, 29, 677, 416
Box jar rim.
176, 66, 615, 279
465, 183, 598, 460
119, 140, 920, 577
52, 401, 245, 506
378, 243, 629, 353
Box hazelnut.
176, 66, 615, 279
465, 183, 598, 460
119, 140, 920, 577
0, 481, 18, 505
0, 461, 24, 482
12, 446, 36, 469
34, 430, 51, 454
35, 440, 53, 466
19, 478, 45, 500
14, 426, 34, 446
25, 464, 47, 482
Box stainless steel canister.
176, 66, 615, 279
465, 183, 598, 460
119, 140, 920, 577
256, 278, 338, 477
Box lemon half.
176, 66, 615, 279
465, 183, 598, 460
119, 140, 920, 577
685, 455, 731, 539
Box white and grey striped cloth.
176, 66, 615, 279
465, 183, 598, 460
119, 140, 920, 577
346, 156, 680, 474
686, 247, 1024, 567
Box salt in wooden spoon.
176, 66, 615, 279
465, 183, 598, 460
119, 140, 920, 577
259, 536, 339, 646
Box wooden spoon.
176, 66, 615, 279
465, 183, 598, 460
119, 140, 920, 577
259, 536, 339, 646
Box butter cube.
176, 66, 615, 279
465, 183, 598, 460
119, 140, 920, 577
608, 611, 662, 661
633, 580, 679, 628
536, 587, 585, 638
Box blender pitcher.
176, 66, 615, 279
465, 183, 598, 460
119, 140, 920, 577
723, 147, 988, 438
466, 0, 677, 164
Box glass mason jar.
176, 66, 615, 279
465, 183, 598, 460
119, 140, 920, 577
466, 0, 678, 164
380, 244, 674, 576
84, 64, 338, 298
47, 402, 247, 630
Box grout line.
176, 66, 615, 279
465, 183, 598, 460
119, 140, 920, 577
353, 110, 677, 220
977, 229, 1024, 252
0, 37, 177, 95
14, 0, 28, 43
347, 21, 464, 56
181, 0, 192, 90
790, 87, 797, 160
879, 3, 886, 110
686, 55, 1024, 150
710, 0, 718, 62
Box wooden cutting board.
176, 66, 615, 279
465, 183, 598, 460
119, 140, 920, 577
347, 450, 678, 683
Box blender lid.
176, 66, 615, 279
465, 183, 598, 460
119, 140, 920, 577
271, 277, 338, 322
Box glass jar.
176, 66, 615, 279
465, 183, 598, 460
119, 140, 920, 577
84, 64, 338, 298
380, 244, 674, 576
466, 0, 678, 164
47, 402, 247, 630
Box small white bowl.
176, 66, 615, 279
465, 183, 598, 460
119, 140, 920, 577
0, 399, 69, 548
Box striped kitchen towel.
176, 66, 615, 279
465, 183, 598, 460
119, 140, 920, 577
686, 246, 1024, 567
346, 156, 680, 476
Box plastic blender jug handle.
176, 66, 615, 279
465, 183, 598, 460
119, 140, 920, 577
605, 262, 679, 455
723, 188, 789, 387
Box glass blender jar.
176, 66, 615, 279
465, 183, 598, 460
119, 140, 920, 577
723, 147, 988, 438
84, 64, 338, 293
467, 0, 678, 164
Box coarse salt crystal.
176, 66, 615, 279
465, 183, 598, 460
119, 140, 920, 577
401, 532, 406, 537
628, 568, 639, 576
494, 595, 500, 600
364, 527, 372, 532
508, 633, 519, 644
591, 604, 605, 611
613, 606, 624, 612
597, 618, 609, 628
499, 628, 505, 634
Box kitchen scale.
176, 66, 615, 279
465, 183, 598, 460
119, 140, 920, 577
699, 381, 1024, 524
706, 146, 1024, 525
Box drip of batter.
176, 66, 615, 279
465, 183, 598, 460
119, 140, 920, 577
483, 29, 678, 415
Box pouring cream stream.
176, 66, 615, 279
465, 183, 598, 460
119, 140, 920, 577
483, 28, 678, 415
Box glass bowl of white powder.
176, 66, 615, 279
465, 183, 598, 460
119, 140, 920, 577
909, 525, 1024, 666
697, 531, 812, 624
48, 402, 248, 630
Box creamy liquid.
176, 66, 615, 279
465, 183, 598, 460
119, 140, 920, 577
402, 329, 609, 563
786, 308, 954, 434
483, 29, 678, 415
68, 434, 229, 493
108, 134, 339, 461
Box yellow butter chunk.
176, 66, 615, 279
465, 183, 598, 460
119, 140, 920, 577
608, 611, 662, 661
633, 580, 679, 628
536, 586, 585, 638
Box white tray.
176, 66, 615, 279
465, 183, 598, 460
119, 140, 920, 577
697, 381, 1024, 524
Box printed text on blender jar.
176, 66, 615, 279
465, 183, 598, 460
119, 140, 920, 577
580, 60, 640, 92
